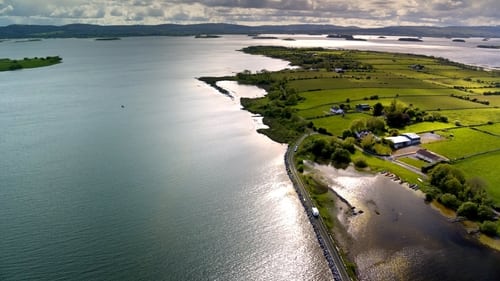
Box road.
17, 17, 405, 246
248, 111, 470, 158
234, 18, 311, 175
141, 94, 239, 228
285, 134, 352, 281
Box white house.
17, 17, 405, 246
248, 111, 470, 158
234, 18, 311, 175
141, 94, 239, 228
330, 107, 344, 115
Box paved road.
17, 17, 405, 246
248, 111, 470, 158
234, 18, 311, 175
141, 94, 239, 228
285, 134, 351, 281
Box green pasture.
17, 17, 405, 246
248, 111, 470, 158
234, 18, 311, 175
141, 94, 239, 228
470, 88, 500, 94
397, 95, 488, 110
297, 88, 464, 111
475, 123, 500, 136
432, 78, 486, 88
398, 156, 428, 169
435, 108, 500, 125
402, 122, 456, 133
310, 114, 364, 136
422, 127, 500, 160
297, 105, 335, 119
482, 95, 500, 107
454, 150, 500, 203
396, 70, 448, 80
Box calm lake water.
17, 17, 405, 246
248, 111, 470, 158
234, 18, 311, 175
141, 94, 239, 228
1, 35, 499, 281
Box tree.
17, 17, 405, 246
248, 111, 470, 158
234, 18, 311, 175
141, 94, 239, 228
430, 164, 466, 192
443, 177, 464, 194
331, 148, 351, 168
366, 117, 385, 135
360, 134, 376, 150
456, 202, 478, 219
350, 119, 366, 133
479, 221, 498, 236
373, 102, 384, 116
439, 193, 461, 210
386, 111, 410, 128
342, 137, 356, 153
477, 204, 495, 221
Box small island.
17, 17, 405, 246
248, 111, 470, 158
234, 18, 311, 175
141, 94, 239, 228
327, 34, 367, 41
194, 34, 221, 39
398, 37, 423, 42
478, 45, 500, 49
252, 36, 279, 39
95, 37, 121, 41
0, 56, 62, 71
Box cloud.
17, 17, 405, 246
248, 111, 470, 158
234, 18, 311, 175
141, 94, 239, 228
0, 0, 497, 26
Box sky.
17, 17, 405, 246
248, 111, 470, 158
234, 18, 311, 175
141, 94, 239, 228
0, 0, 498, 27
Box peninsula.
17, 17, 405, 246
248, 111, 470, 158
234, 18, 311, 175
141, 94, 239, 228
201, 46, 500, 278
0, 56, 62, 71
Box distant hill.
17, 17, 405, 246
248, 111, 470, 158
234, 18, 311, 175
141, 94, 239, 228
0, 23, 499, 39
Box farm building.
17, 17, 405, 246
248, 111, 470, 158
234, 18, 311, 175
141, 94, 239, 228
330, 107, 345, 115
416, 149, 445, 163
356, 104, 371, 111
401, 133, 421, 145
385, 136, 412, 149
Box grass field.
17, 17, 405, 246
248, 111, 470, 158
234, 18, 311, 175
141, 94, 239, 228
435, 108, 500, 125
397, 95, 488, 110
454, 151, 500, 204
402, 122, 456, 133
398, 156, 428, 169
422, 127, 500, 160
237, 47, 500, 203
475, 123, 500, 136
311, 114, 361, 136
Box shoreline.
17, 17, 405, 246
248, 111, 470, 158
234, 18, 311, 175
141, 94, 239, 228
284, 136, 352, 281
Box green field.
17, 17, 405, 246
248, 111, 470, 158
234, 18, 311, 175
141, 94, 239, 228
232, 46, 500, 203
454, 151, 500, 204
476, 123, 500, 136
402, 122, 456, 133
398, 156, 428, 169
435, 108, 500, 125
422, 127, 500, 160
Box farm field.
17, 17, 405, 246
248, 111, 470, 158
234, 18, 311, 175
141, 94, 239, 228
454, 151, 500, 205
475, 123, 500, 135
434, 108, 500, 125
421, 127, 500, 160
236, 46, 500, 203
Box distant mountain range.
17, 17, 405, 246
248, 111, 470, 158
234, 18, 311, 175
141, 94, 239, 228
0, 23, 499, 39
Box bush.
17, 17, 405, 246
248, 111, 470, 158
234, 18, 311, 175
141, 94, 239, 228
353, 157, 368, 168
439, 193, 461, 210
478, 204, 495, 221
331, 148, 351, 167
479, 221, 498, 236
457, 202, 478, 219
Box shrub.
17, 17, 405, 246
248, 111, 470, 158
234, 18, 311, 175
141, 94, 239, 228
353, 157, 368, 168
439, 193, 461, 210
479, 221, 498, 236
457, 202, 478, 219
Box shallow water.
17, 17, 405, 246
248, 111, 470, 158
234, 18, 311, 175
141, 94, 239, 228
309, 164, 500, 281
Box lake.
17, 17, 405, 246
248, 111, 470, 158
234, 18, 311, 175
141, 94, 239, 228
1, 35, 499, 281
